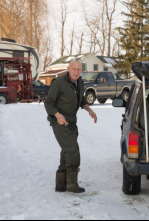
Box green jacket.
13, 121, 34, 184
44, 73, 87, 122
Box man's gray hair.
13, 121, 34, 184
69, 59, 82, 66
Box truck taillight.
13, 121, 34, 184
128, 132, 139, 158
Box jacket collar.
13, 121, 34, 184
65, 72, 81, 85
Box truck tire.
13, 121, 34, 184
85, 91, 95, 106
121, 91, 129, 102
0, 93, 9, 104
98, 98, 107, 104
122, 165, 141, 195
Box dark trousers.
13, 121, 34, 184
52, 121, 80, 172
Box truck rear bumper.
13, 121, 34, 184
122, 154, 149, 176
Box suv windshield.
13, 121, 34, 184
81, 72, 98, 81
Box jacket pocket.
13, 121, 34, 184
59, 95, 71, 103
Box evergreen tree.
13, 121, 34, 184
116, 0, 149, 78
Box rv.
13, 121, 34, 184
0, 38, 40, 80
0, 38, 41, 104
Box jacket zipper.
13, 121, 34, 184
74, 90, 77, 109
70, 84, 78, 110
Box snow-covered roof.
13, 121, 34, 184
40, 70, 67, 77
103, 63, 113, 68
50, 54, 118, 69
104, 57, 116, 66
50, 54, 89, 66
96, 56, 118, 67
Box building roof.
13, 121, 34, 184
50, 54, 90, 66
49, 54, 118, 68
97, 56, 118, 65
40, 69, 67, 77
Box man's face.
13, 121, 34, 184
67, 62, 82, 82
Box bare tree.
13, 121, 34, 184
0, 0, 25, 40
40, 30, 53, 71
23, 0, 48, 50
29, 0, 33, 45
78, 32, 84, 54
59, 0, 70, 57
105, 0, 117, 56
69, 23, 75, 56
84, 1, 107, 56
0, 0, 53, 71
111, 29, 121, 57
0, 1, 5, 37
89, 33, 94, 53
84, 0, 118, 56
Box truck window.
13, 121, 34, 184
98, 74, 108, 83
81, 72, 98, 81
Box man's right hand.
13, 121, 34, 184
55, 112, 69, 126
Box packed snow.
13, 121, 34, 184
1, 100, 149, 220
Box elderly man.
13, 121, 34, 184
44, 60, 97, 193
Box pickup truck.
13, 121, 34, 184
32, 80, 50, 101
81, 72, 134, 105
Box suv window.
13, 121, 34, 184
146, 88, 149, 98
125, 84, 135, 112
126, 84, 139, 116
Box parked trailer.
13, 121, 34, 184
0, 38, 41, 104
0, 38, 40, 80
0, 57, 33, 104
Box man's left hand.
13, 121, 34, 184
89, 110, 97, 123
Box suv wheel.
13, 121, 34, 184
85, 92, 95, 106
0, 93, 9, 104
122, 166, 141, 195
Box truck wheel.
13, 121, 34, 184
121, 91, 129, 102
122, 165, 141, 195
98, 98, 107, 104
85, 92, 95, 106
0, 93, 9, 104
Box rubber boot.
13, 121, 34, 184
55, 172, 67, 192
66, 169, 85, 193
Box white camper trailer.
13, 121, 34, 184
0, 38, 40, 80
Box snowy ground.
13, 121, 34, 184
1, 100, 149, 220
